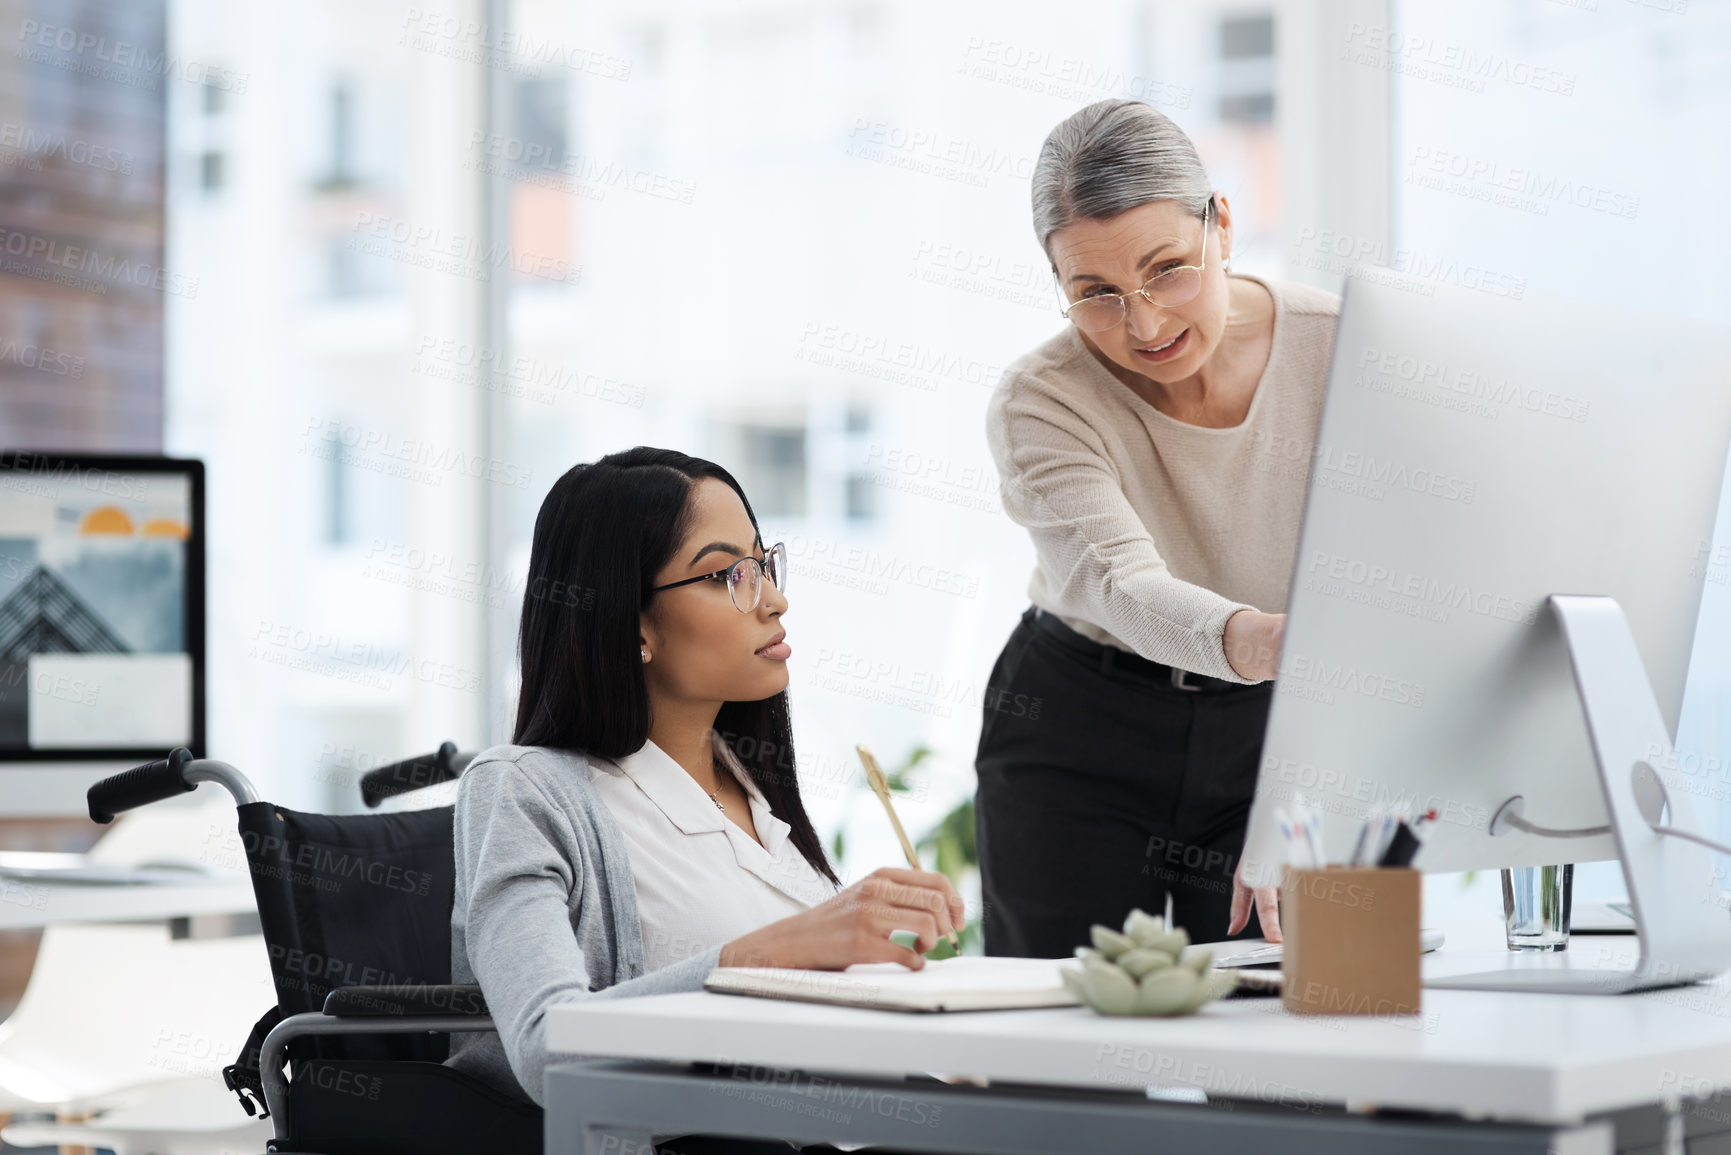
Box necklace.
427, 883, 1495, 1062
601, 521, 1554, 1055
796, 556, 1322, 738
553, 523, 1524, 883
707, 787, 724, 812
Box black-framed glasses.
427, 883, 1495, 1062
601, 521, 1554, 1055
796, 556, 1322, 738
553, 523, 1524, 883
650, 542, 787, 613
1058, 200, 1213, 334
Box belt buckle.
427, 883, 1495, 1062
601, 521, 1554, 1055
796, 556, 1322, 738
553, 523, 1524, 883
1170, 667, 1202, 692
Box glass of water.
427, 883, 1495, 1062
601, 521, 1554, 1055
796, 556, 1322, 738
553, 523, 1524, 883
1501, 864, 1574, 951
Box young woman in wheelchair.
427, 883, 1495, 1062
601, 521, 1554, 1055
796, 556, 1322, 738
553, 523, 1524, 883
446, 446, 965, 1116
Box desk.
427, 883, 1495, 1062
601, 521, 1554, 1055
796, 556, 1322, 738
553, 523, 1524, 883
0, 875, 256, 930
543, 919, 1731, 1154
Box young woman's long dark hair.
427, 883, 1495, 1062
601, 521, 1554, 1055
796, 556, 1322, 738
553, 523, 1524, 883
514, 446, 838, 885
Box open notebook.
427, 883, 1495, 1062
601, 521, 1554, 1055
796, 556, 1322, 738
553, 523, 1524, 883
704, 956, 1080, 1013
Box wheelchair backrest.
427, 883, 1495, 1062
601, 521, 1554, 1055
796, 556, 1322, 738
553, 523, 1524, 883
237, 800, 456, 1063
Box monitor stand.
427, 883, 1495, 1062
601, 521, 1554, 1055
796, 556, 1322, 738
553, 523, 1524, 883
1428, 595, 1731, 994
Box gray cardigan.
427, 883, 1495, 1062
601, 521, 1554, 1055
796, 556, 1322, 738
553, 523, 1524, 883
443, 744, 725, 1106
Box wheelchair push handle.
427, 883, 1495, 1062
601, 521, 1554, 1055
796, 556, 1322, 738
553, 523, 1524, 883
88, 748, 261, 823
358, 740, 474, 808
88, 747, 197, 823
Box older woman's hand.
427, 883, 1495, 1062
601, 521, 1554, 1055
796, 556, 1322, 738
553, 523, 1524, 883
1224, 609, 1285, 682
1228, 860, 1282, 942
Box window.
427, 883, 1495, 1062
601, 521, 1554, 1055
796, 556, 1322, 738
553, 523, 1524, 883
323, 434, 349, 545
198, 76, 226, 195
1219, 13, 1275, 124
1220, 12, 1273, 57
514, 76, 569, 175
736, 425, 807, 518
318, 423, 402, 546
843, 405, 874, 522
844, 474, 875, 522
325, 237, 396, 298
326, 82, 356, 187
199, 150, 223, 193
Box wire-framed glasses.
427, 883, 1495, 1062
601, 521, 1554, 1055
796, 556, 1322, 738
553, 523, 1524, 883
650, 542, 787, 613
1058, 200, 1214, 334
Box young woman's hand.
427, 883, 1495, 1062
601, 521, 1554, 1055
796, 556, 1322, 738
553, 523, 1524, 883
719, 866, 966, 971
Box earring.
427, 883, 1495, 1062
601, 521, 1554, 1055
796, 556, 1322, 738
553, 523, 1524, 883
640, 648, 649, 663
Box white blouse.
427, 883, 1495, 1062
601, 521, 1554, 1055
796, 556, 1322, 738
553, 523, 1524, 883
588, 734, 841, 973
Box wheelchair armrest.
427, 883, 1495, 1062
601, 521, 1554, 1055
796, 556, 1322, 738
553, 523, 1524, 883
258, 1007, 500, 1131
322, 983, 489, 1018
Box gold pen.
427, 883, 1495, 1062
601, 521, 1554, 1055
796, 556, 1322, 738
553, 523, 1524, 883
856, 743, 961, 950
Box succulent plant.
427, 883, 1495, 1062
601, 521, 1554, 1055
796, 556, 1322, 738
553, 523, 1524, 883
1064, 909, 1237, 1016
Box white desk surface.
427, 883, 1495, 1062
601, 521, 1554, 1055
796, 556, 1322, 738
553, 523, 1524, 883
546, 917, 1731, 1126
0, 875, 256, 930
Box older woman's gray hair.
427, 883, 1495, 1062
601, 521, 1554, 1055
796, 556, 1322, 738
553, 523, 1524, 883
1031, 99, 1213, 268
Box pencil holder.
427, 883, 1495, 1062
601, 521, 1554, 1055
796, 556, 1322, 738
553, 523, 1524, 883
1280, 866, 1422, 1017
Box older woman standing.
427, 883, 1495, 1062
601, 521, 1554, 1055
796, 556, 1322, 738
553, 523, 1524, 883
976, 99, 1340, 959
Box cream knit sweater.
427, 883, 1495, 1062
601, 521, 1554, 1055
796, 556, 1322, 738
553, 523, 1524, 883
986, 274, 1341, 684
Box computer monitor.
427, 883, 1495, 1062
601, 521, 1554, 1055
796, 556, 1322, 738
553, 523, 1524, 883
0, 453, 205, 815
1241, 278, 1731, 892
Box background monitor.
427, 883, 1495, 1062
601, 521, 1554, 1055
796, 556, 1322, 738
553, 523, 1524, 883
1242, 279, 1731, 884
0, 452, 204, 815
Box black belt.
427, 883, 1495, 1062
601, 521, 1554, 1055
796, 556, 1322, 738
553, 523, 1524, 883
1029, 607, 1245, 692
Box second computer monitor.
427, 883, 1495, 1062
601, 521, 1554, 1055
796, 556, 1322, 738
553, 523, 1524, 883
1242, 278, 1731, 883
0, 453, 205, 815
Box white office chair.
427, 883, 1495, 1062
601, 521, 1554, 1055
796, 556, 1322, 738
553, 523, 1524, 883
0, 799, 271, 1155
0, 1075, 272, 1154
0, 921, 272, 1113
83, 792, 252, 874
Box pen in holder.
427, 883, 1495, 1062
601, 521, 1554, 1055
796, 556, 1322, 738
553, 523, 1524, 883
1280, 865, 1422, 1017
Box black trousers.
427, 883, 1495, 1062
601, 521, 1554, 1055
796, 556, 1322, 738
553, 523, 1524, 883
975, 607, 1274, 959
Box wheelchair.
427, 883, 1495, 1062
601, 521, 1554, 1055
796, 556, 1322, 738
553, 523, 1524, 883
86, 745, 542, 1155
